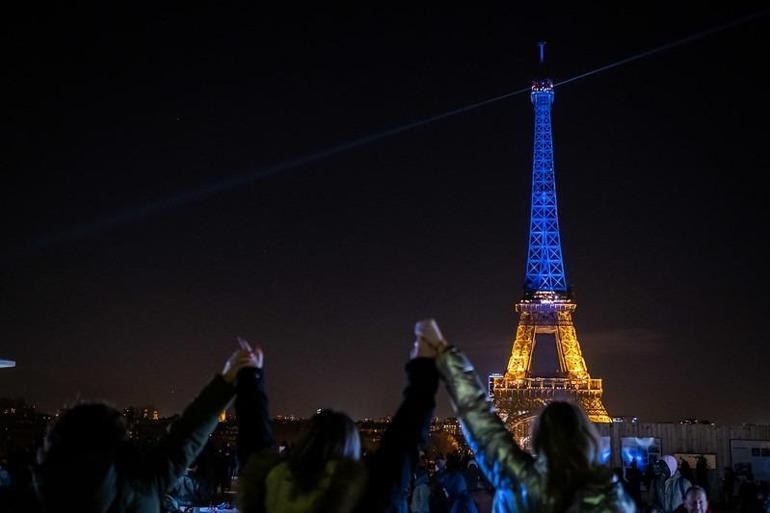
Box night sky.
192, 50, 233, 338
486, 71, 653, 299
2, 5, 769, 423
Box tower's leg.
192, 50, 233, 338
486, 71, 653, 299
578, 393, 612, 423
555, 311, 589, 379
495, 301, 612, 426
506, 311, 536, 380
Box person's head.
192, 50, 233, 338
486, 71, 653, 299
35, 402, 128, 511
532, 401, 601, 474
531, 402, 602, 510
684, 486, 708, 513
661, 455, 678, 477
287, 409, 360, 489
653, 458, 668, 478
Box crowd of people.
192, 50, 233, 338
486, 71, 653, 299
0, 319, 765, 513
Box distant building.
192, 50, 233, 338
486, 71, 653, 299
0, 398, 51, 457
121, 406, 168, 444
123, 405, 161, 422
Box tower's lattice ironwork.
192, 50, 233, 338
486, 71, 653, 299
525, 79, 567, 294
490, 45, 611, 433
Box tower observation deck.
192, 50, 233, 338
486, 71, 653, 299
490, 44, 611, 439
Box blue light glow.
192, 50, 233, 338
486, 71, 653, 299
525, 79, 568, 293
620, 437, 660, 472
599, 436, 611, 465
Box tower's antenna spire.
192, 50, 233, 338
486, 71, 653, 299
537, 41, 546, 64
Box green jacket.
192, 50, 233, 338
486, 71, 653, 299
240, 454, 368, 513
35, 375, 235, 513
436, 347, 636, 513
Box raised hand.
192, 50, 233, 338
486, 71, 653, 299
236, 336, 264, 369
410, 319, 448, 359
222, 344, 260, 384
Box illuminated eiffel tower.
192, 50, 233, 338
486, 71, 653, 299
489, 44, 611, 438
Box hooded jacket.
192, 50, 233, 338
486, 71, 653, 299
650, 468, 690, 513
435, 346, 636, 513
236, 358, 439, 513
34, 375, 235, 513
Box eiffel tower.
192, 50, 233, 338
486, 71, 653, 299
489, 44, 611, 437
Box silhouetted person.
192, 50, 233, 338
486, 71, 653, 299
33, 347, 256, 513
429, 319, 636, 513
464, 458, 483, 492
411, 467, 431, 513
695, 457, 708, 488
644, 464, 656, 496
438, 452, 478, 513
626, 460, 643, 507
723, 467, 736, 508
738, 474, 759, 513
680, 460, 694, 485
429, 471, 450, 513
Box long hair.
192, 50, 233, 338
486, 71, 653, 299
35, 402, 128, 511
532, 401, 601, 512
286, 409, 360, 491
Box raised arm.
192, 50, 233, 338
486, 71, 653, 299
148, 347, 256, 493
436, 345, 540, 510
356, 326, 440, 513
234, 339, 273, 466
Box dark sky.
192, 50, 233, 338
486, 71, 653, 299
2, 4, 769, 423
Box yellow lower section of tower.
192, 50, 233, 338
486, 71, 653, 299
495, 299, 611, 424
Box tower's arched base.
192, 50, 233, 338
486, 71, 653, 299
493, 296, 612, 430
490, 375, 612, 434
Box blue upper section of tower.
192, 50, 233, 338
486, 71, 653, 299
524, 77, 568, 295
